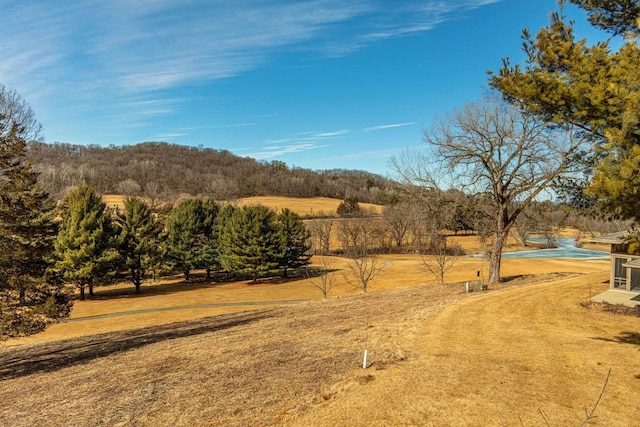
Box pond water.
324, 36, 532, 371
499, 237, 609, 259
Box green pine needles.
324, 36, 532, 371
116, 197, 163, 293
489, 0, 640, 220
53, 186, 119, 300
0, 85, 72, 339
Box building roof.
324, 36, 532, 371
622, 258, 640, 269
585, 230, 636, 245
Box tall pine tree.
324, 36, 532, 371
276, 208, 311, 277
53, 185, 119, 300
165, 198, 205, 280
489, 0, 640, 218
200, 198, 220, 280
116, 197, 163, 294
219, 205, 284, 283
0, 85, 72, 339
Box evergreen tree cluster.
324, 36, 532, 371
52, 188, 313, 299
167, 203, 311, 284
0, 85, 72, 340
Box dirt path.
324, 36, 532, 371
286, 272, 640, 426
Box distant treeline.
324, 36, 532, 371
26, 141, 391, 203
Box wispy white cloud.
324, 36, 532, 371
124, 108, 173, 117
318, 147, 406, 162
1, 1, 502, 95
252, 127, 350, 159
103, 96, 189, 131
152, 132, 188, 140
317, 0, 503, 56
0, 0, 501, 146
314, 130, 350, 138
264, 129, 350, 145
246, 142, 328, 159
364, 122, 416, 132
94, 1, 373, 92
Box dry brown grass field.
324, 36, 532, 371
2, 195, 626, 426
5, 251, 609, 345
102, 194, 383, 217
102, 194, 127, 210
236, 196, 383, 217
2, 266, 639, 426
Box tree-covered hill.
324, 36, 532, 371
27, 141, 391, 203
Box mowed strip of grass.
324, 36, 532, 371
5, 256, 609, 345
286, 272, 640, 426
2, 271, 637, 426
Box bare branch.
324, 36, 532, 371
343, 255, 385, 293
305, 257, 337, 298
0, 84, 43, 141
420, 236, 462, 285
397, 97, 588, 285
580, 368, 611, 426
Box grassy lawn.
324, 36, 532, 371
2, 269, 638, 426
5, 253, 609, 345
1, 194, 624, 426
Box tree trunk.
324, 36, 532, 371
184, 269, 190, 281
134, 275, 141, 294
206, 269, 211, 281
488, 230, 509, 286
79, 285, 86, 300
89, 284, 94, 297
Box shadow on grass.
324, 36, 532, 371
303, 267, 341, 277
0, 310, 271, 380
244, 274, 312, 286
88, 270, 311, 300
592, 332, 640, 348
90, 278, 219, 300
500, 274, 527, 282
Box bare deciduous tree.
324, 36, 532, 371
305, 256, 336, 298
513, 205, 539, 247
307, 219, 334, 255
144, 181, 163, 209
343, 254, 384, 293
0, 84, 42, 141
336, 217, 378, 258
420, 235, 462, 285
392, 97, 586, 285
116, 178, 142, 196
387, 165, 459, 253
383, 202, 413, 249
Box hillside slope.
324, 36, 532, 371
287, 273, 640, 426
1, 272, 638, 426
26, 141, 390, 203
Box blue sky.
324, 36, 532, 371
1, 0, 600, 175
